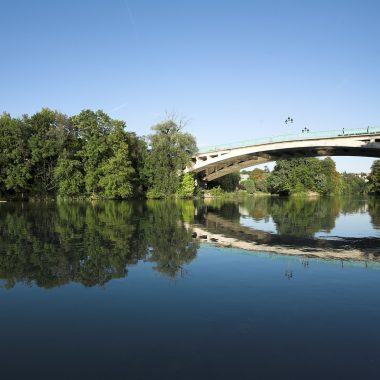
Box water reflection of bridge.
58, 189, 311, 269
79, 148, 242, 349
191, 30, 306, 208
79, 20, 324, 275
190, 212, 380, 262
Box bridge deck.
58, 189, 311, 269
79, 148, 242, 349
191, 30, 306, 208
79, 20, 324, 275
198, 126, 380, 154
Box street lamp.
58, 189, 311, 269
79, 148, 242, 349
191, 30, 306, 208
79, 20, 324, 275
285, 116, 293, 125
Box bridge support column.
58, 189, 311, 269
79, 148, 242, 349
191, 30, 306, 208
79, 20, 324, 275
194, 173, 208, 190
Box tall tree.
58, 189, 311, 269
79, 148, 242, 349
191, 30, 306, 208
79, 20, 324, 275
369, 160, 380, 193
54, 151, 84, 197
321, 157, 340, 194
71, 110, 139, 198
0, 113, 30, 197
72, 110, 111, 196
248, 168, 269, 192
144, 119, 197, 198
54, 115, 84, 197
27, 109, 69, 195
98, 123, 135, 198
267, 158, 341, 195
340, 172, 368, 195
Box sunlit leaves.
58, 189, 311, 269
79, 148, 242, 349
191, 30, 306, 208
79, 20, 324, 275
144, 119, 197, 198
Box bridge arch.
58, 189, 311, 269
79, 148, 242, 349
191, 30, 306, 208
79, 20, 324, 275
186, 128, 380, 181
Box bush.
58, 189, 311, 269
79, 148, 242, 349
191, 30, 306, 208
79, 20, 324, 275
209, 186, 224, 197
176, 173, 195, 198
241, 180, 256, 194
146, 188, 164, 199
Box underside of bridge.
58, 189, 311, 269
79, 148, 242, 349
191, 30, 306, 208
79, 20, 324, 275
187, 135, 380, 182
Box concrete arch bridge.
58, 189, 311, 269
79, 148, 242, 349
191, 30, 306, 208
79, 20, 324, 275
186, 127, 380, 181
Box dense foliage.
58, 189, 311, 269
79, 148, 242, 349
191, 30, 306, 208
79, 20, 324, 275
240, 158, 367, 196
0, 109, 372, 199
340, 172, 368, 195
0, 110, 196, 199
176, 173, 196, 198
267, 157, 340, 195
240, 179, 256, 194
209, 172, 241, 192
143, 120, 197, 198
369, 160, 380, 194
248, 168, 270, 192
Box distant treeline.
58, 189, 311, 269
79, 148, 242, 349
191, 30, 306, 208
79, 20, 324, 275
1, 109, 379, 199
212, 158, 380, 196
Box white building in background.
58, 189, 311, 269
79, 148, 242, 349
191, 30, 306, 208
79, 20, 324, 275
239, 173, 250, 182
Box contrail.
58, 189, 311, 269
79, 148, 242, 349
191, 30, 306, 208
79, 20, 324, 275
111, 102, 128, 112
124, 0, 139, 44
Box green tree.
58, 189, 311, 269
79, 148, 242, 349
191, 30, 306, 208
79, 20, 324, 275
54, 152, 84, 197
72, 110, 112, 196
267, 160, 294, 194
322, 157, 340, 194
369, 160, 380, 193
0, 109, 148, 199
98, 127, 135, 198
72, 110, 139, 199
267, 158, 340, 195
340, 172, 368, 195
125, 131, 148, 196
176, 173, 195, 198
27, 109, 69, 195
53, 113, 85, 197
248, 168, 269, 192
0, 113, 30, 197
209, 172, 240, 192
241, 179, 256, 194
144, 119, 197, 198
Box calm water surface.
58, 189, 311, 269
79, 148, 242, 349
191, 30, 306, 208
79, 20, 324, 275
0, 197, 380, 379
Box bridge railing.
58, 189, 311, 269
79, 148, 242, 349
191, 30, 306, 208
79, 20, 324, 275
197, 126, 380, 154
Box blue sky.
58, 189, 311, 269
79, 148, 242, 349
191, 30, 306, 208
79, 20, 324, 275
1, 0, 379, 172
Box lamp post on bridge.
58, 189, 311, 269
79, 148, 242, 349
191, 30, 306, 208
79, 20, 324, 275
285, 116, 293, 125
285, 117, 308, 134
284, 116, 294, 134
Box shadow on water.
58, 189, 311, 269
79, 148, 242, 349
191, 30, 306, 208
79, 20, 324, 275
0, 200, 198, 289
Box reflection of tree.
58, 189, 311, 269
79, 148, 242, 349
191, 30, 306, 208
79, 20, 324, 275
270, 197, 341, 237
243, 197, 271, 220
201, 199, 241, 222
201, 196, 347, 238
339, 197, 367, 215
0, 201, 198, 288
0, 202, 136, 288
368, 196, 380, 229
194, 197, 380, 256
200, 196, 368, 236
137, 201, 199, 278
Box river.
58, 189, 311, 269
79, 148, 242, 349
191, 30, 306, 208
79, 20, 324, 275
0, 197, 379, 379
